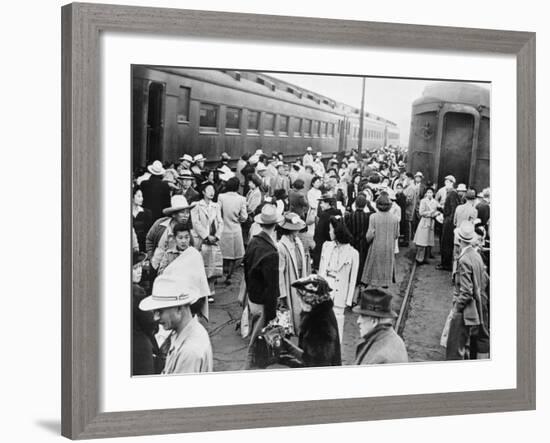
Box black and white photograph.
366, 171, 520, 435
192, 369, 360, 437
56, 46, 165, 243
131, 66, 490, 376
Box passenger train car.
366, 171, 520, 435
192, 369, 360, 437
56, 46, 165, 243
407, 83, 490, 191
132, 66, 400, 169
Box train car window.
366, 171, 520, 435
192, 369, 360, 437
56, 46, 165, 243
312, 121, 319, 137
320, 121, 327, 138
279, 115, 289, 135
177, 87, 190, 123
304, 119, 312, 136
199, 103, 218, 131
290, 117, 301, 136
264, 113, 275, 135
225, 107, 241, 133
247, 111, 260, 133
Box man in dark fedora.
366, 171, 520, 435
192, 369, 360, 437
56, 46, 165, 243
446, 221, 490, 360
243, 204, 283, 369
353, 287, 408, 365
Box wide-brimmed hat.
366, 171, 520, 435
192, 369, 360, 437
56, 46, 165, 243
254, 203, 284, 225
133, 250, 146, 265
414, 171, 424, 178
178, 170, 194, 180
193, 153, 205, 162
139, 275, 200, 311
256, 162, 267, 172
457, 183, 468, 192
465, 189, 476, 200
255, 149, 264, 156
179, 154, 193, 163
291, 275, 332, 306
147, 160, 165, 176
162, 195, 195, 215
279, 212, 306, 231
444, 175, 456, 184
454, 221, 477, 243
318, 193, 336, 203
352, 287, 397, 318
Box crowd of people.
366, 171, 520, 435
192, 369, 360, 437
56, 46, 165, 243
131, 145, 491, 375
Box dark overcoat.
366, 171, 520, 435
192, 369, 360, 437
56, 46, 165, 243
132, 283, 160, 375
244, 231, 280, 322
440, 189, 462, 267
299, 300, 342, 367
140, 175, 171, 222
344, 209, 371, 283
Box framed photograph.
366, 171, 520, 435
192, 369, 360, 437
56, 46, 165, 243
62, 2, 535, 439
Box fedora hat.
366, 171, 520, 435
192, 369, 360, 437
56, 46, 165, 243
279, 212, 306, 231
139, 274, 200, 311
254, 149, 264, 156
254, 203, 284, 225
454, 221, 477, 243
352, 287, 397, 319
162, 195, 195, 215
193, 153, 205, 162
178, 170, 194, 180
179, 154, 193, 163
465, 189, 476, 200
147, 160, 165, 176
316, 152, 323, 158
456, 183, 467, 192
256, 162, 267, 172
414, 171, 424, 178
306, 146, 312, 152
444, 174, 456, 184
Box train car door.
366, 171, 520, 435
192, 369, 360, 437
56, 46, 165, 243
146, 82, 165, 163
438, 112, 474, 187
338, 119, 346, 152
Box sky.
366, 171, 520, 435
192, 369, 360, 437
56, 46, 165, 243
269, 72, 488, 147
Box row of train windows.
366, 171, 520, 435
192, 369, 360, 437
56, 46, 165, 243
197, 102, 337, 138
351, 127, 385, 140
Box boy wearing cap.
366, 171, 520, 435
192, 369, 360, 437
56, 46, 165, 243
243, 205, 283, 369
353, 288, 408, 365
446, 222, 490, 360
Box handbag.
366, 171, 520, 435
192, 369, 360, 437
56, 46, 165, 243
201, 243, 223, 278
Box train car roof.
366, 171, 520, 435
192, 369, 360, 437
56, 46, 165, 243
413, 82, 490, 109
139, 66, 397, 126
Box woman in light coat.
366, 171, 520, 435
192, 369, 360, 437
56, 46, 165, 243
218, 177, 248, 285
277, 213, 308, 335
191, 181, 224, 302
361, 194, 400, 288
413, 187, 439, 264
318, 216, 359, 345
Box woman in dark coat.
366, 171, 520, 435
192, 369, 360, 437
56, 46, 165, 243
438, 188, 462, 271
344, 193, 372, 284
284, 275, 342, 367
132, 186, 153, 252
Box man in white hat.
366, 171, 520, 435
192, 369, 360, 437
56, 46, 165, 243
179, 154, 194, 170
177, 170, 200, 203
150, 195, 196, 270
243, 204, 283, 369
313, 152, 325, 176
446, 221, 489, 360
302, 146, 314, 168
140, 160, 172, 222
435, 175, 455, 207
193, 153, 206, 169
139, 276, 213, 374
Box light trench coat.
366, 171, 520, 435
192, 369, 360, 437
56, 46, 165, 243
278, 235, 308, 335
414, 197, 439, 247
319, 241, 359, 309
190, 199, 224, 250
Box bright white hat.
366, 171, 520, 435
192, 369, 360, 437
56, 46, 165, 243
193, 154, 205, 162
162, 195, 195, 215
147, 160, 165, 176
179, 154, 193, 163
457, 183, 467, 192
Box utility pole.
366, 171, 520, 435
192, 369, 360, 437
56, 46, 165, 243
358, 77, 366, 155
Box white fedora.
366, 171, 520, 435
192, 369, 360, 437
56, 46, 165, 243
147, 160, 165, 176
162, 195, 195, 215
179, 154, 193, 163
456, 183, 468, 192
139, 275, 200, 311
193, 153, 205, 162
254, 203, 284, 225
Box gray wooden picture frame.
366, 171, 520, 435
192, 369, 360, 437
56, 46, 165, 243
61, 2, 536, 439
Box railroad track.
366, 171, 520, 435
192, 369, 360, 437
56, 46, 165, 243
395, 260, 418, 336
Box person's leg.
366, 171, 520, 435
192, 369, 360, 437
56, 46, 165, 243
245, 300, 266, 369
333, 306, 345, 345
415, 246, 425, 264
207, 277, 216, 303
445, 312, 471, 360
